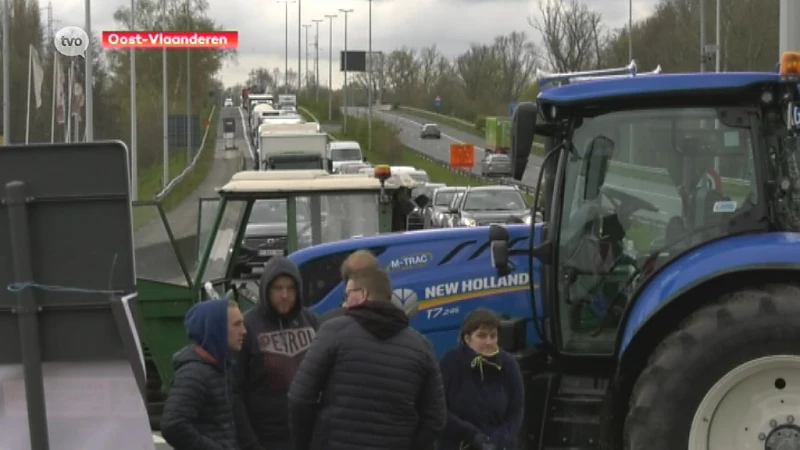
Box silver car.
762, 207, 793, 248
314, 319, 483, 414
480, 153, 513, 177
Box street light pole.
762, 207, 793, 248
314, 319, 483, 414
130, 0, 138, 199
700, 0, 706, 72
367, 0, 372, 153
339, 8, 353, 134
297, 0, 301, 93
277, 0, 294, 94
85, 0, 93, 141
313, 19, 322, 101
162, 0, 169, 189
325, 14, 336, 121
715, 0, 720, 72
628, 0, 632, 61
2, 0, 10, 144
186, 0, 192, 162
303, 24, 311, 91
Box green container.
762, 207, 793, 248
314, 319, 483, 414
485, 117, 499, 148
499, 119, 512, 148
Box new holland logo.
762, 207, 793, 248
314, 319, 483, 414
391, 288, 419, 318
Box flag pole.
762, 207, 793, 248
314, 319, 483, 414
66, 60, 74, 143
25, 46, 32, 144
51, 55, 57, 143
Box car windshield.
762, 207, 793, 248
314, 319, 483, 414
435, 190, 462, 206
249, 199, 311, 224
424, 125, 438, 131
463, 190, 525, 211
331, 148, 362, 161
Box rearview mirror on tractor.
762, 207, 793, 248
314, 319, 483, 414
511, 102, 538, 181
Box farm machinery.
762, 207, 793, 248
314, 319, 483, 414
133, 167, 424, 426
275, 54, 800, 450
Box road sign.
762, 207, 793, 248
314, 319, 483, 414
434, 96, 442, 109
450, 143, 475, 169
509, 102, 518, 116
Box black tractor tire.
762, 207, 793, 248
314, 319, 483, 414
623, 283, 800, 450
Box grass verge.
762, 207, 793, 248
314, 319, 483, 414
133, 106, 218, 228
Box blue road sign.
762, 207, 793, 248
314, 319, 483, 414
509, 102, 519, 116
434, 96, 442, 108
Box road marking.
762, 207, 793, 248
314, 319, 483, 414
238, 107, 256, 162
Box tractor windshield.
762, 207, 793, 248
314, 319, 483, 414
555, 107, 759, 354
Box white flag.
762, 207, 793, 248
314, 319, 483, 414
30, 45, 44, 108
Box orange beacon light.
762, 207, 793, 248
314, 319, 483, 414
779, 51, 800, 78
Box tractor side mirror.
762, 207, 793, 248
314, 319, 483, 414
489, 224, 510, 273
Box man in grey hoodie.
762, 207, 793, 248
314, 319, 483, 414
233, 255, 320, 450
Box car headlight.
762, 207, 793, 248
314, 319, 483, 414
461, 217, 476, 227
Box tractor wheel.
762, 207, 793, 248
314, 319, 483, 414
623, 284, 800, 450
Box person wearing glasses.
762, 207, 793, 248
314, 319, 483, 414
288, 266, 446, 450
232, 255, 320, 450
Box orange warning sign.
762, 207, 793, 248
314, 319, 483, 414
450, 143, 475, 169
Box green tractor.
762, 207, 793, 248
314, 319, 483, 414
132, 167, 424, 426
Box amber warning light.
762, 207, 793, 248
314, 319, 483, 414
780, 51, 800, 77
374, 165, 391, 181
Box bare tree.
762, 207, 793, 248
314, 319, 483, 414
386, 47, 419, 100
492, 32, 539, 101
456, 44, 498, 100
529, 0, 605, 72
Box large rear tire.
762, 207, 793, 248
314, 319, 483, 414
623, 284, 800, 450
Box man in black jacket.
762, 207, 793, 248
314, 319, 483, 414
233, 256, 320, 450
160, 298, 247, 450
319, 249, 380, 324
288, 267, 447, 450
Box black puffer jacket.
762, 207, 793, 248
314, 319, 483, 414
288, 300, 447, 450
160, 299, 237, 450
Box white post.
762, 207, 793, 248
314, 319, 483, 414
25, 47, 32, 144
339, 9, 353, 133
51, 55, 57, 143
130, 0, 138, 199
85, 0, 93, 141
66, 60, 74, 143
297, 0, 301, 93
313, 19, 321, 101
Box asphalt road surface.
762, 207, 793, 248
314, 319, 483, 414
366, 107, 683, 224
133, 106, 249, 286
346, 106, 543, 187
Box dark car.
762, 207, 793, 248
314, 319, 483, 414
236, 198, 312, 276
420, 123, 441, 139
448, 186, 533, 227
423, 186, 465, 228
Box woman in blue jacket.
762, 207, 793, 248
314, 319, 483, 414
439, 308, 525, 450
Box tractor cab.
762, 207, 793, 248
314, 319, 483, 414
486, 56, 800, 448
131, 166, 423, 420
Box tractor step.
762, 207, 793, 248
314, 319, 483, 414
541, 375, 606, 449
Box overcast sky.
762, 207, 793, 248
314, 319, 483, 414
49, 0, 659, 88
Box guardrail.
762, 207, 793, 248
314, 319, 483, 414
396, 105, 749, 187
154, 105, 217, 200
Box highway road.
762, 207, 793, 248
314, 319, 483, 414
351, 107, 687, 228
133, 106, 249, 286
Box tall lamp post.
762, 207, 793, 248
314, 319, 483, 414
367, 0, 372, 153
339, 8, 353, 133
85, 0, 93, 141
312, 18, 323, 101
130, 0, 138, 199
303, 24, 311, 91
324, 14, 337, 121
277, 0, 295, 93
297, 0, 301, 93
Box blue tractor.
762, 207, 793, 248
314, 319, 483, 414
289, 55, 800, 449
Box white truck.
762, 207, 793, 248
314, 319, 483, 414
278, 94, 297, 109
258, 125, 328, 171
327, 141, 366, 173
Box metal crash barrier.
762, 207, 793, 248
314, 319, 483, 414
0, 142, 152, 450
